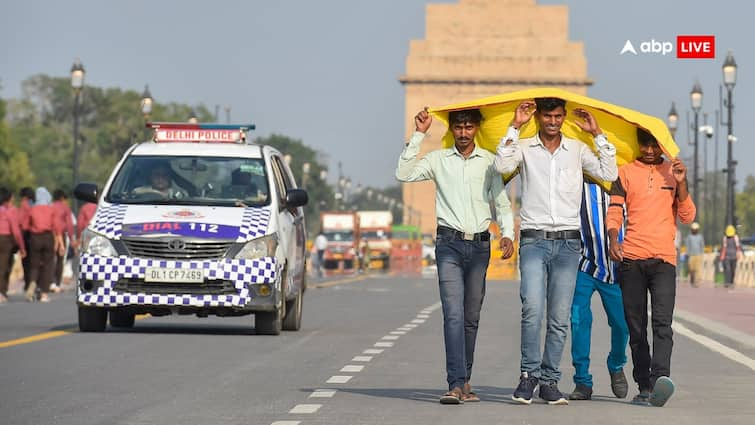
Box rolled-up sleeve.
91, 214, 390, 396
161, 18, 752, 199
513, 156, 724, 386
395, 132, 434, 182
581, 135, 618, 182
676, 195, 696, 224
494, 126, 523, 174
489, 166, 514, 240
607, 172, 626, 233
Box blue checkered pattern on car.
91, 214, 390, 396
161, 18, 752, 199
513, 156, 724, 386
237, 207, 271, 242
91, 204, 128, 239
77, 254, 277, 307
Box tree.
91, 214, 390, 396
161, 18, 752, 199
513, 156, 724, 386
255, 134, 334, 237
735, 175, 755, 238
0, 95, 34, 191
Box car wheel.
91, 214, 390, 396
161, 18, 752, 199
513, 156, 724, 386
282, 285, 303, 331
79, 306, 107, 332
109, 309, 136, 328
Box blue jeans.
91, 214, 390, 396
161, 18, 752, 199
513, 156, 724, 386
435, 235, 490, 390
519, 237, 581, 383
571, 271, 628, 387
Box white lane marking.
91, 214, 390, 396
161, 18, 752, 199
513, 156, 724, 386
675, 308, 755, 349
352, 356, 373, 362
340, 365, 364, 373
417, 314, 430, 319
390, 331, 407, 335
326, 375, 353, 384
425, 302, 442, 311
364, 349, 384, 354
673, 321, 755, 371
420, 311, 432, 315
404, 324, 418, 328
382, 335, 400, 340
310, 389, 337, 398
271, 421, 300, 425
397, 327, 412, 331
411, 319, 426, 324
374, 342, 394, 347
289, 404, 321, 414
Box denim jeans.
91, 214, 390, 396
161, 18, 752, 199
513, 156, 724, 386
619, 258, 676, 390
571, 271, 628, 387
435, 235, 490, 390
519, 236, 581, 383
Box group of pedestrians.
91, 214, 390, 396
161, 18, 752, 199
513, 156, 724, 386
0, 186, 95, 304
396, 96, 696, 408
683, 222, 745, 288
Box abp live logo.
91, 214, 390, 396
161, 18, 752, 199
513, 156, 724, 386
677, 35, 715, 58
620, 35, 715, 59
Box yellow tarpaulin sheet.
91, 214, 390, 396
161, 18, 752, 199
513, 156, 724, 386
429, 87, 679, 189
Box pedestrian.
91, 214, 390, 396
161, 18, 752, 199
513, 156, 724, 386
0, 187, 27, 304
607, 128, 696, 407
568, 180, 629, 401
685, 222, 704, 287
76, 201, 97, 241
495, 98, 618, 405
18, 187, 35, 293
52, 189, 75, 293
719, 225, 744, 288
396, 107, 515, 404
26, 187, 64, 303
314, 230, 328, 279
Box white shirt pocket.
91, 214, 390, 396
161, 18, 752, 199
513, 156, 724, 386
557, 168, 581, 193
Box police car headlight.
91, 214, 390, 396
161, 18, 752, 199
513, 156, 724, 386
235, 234, 278, 259
81, 229, 117, 257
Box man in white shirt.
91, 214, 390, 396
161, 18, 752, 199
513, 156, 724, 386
396, 108, 515, 404
495, 97, 618, 405
314, 231, 328, 279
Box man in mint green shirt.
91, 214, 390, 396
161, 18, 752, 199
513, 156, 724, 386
396, 108, 515, 404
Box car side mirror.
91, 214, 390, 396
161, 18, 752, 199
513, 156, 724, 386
285, 189, 308, 208
74, 183, 99, 204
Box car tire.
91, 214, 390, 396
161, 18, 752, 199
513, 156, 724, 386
109, 310, 136, 328
79, 306, 107, 332
282, 285, 303, 331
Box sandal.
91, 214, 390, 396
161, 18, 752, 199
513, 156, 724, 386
463, 383, 480, 402
440, 387, 464, 405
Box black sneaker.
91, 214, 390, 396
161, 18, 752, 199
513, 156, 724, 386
539, 381, 568, 405
631, 390, 651, 406
568, 383, 593, 400
610, 369, 629, 398
512, 373, 538, 404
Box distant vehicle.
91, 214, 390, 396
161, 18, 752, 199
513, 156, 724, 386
74, 122, 308, 335
421, 232, 436, 265
357, 211, 393, 270
391, 224, 422, 271
320, 211, 359, 270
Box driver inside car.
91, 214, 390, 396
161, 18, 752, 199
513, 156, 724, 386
131, 163, 188, 199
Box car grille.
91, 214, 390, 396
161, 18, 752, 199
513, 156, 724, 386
122, 238, 233, 260
114, 279, 237, 296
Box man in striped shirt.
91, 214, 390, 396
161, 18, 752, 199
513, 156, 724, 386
569, 180, 629, 401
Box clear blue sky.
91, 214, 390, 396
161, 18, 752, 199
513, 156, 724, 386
1, 0, 752, 190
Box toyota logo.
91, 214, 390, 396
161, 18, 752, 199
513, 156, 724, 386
168, 240, 186, 251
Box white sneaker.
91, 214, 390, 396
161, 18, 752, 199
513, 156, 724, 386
39, 293, 51, 303
50, 284, 62, 294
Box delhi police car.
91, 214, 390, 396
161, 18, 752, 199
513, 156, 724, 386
74, 123, 308, 335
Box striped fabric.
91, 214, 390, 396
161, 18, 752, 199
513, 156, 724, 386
579, 182, 623, 283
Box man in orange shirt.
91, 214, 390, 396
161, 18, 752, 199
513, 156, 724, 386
607, 128, 696, 407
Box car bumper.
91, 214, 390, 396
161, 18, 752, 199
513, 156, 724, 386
77, 254, 279, 310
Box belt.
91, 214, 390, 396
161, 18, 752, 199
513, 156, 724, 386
520, 229, 581, 240
437, 226, 490, 241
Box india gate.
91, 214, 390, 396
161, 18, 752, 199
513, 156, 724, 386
400, 0, 592, 236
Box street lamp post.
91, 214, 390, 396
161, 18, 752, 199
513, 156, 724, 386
722, 50, 738, 227
70, 58, 85, 193
690, 81, 703, 209
301, 162, 310, 190
667, 102, 678, 138
140, 85, 153, 140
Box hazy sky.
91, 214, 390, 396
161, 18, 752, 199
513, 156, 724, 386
1, 0, 752, 190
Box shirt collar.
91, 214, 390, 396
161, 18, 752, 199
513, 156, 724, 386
531, 132, 569, 151
446, 144, 484, 158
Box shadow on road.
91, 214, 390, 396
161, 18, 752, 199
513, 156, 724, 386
310, 386, 519, 404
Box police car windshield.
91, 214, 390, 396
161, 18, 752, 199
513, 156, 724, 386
105, 156, 270, 207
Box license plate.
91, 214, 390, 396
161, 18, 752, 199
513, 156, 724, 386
145, 268, 204, 283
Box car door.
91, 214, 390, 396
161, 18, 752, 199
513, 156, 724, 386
274, 156, 306, 290
269, 156, 300, 296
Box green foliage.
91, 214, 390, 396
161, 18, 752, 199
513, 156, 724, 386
255, 134, 334, 237
0, 97, 34, 191
736, 175, 755, 237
